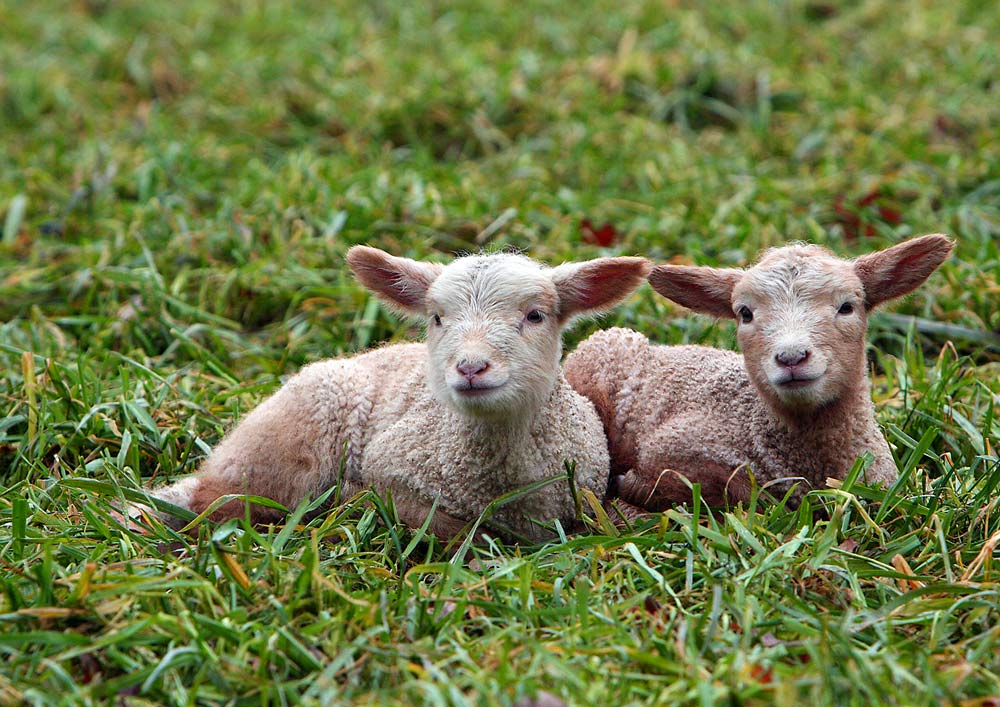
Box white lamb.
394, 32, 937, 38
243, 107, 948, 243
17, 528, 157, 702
142, 247, 650, 541
564, 234, 953, 510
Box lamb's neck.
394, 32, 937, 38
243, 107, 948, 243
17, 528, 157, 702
461, 411, 535, 441
758, 374, 878, 453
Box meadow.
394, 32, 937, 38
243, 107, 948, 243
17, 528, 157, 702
1, 1, 999, 704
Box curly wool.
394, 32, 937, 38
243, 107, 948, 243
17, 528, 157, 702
157, 342, 609, 541
566, 235, 953, 510
564, 328, 896, 508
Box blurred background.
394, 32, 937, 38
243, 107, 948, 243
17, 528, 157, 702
3, 1, 998, 354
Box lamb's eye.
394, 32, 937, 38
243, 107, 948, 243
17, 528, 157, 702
432, 314, 442, 326
525, 310, 544, 324
738, 306, 754, 324
837, 302, 854, 316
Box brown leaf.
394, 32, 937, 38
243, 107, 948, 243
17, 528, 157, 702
832, 187, 904, 241
837, 538, 859, 553
892, 553, 926, 592
747, 664, 774, 684
580, 219, 619, 247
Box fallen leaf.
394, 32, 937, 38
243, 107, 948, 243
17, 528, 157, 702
832, 187, 903, 241
837, 538, 859, 553
580, 219, 619, 247
892, 553, 926, 591
747, 664, 774, 684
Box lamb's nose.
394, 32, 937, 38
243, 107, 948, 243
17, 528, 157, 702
457, 360, 490, 380
775, 349, 810, 368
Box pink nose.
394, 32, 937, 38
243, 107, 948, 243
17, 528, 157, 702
775, 349, 810, 368
457, 360, 490, 380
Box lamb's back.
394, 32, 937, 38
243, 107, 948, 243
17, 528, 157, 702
199, 343, 428, 508
566, 329, 751, 456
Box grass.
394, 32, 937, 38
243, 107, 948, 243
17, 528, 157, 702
1, 0, 999, 704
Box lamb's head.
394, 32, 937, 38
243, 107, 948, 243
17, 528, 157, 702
348, 246, 650, 421
648, 234, 953, 415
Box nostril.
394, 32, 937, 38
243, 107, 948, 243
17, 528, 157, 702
457, 360, 489, 379
775, 350, 809, 367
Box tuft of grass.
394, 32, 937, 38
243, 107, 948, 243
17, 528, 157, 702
2, 1, 999, 704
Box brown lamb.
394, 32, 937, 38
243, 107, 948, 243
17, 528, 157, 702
564, 234, 953, 510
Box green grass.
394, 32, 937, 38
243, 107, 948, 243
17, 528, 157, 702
2, 0, 999, 704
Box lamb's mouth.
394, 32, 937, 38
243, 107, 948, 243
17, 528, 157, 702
774, 374, 822, 389
453, 382, 506, 397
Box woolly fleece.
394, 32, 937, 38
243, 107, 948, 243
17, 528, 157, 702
139, 246, 652, 542
564, 328, 894, 507
565, 234, 953, 509
171, 342, 609, 541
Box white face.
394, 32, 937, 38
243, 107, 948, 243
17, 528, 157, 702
348, 245, 650, 423
732, 250, 868, 411
649, 235, 952, 414
424, 255, 563, 421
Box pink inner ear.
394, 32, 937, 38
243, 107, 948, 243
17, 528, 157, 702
857, 234, 953, 307
347, 246, 440, 313
648, 265, 740, 319
556, 257, 649, 319
896, 249, 932, 272
376, 265, 423, 308
579, 268, 628, 308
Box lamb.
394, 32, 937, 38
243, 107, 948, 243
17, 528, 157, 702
563, 234, 953, 511
140, 247, 651, 541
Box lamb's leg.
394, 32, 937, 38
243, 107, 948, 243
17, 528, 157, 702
389, 492, 472, 542
615, 460, 751, 511
862, 452, 899, 489
130, 449, 318, 530
603, 492, 653, 526
135, 364, 364, 529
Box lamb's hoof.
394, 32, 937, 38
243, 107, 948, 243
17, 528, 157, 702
602, 497, 653, 527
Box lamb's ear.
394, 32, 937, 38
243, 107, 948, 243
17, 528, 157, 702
853, 234, 954, 309
551, 256, 651, 324
346, 246, 444, 315
647, 264, 742, 319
